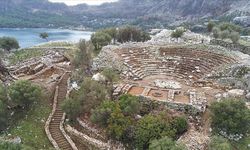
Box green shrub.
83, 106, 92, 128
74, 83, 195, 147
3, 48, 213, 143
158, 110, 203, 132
118, 94, 141, 116
171, 116, 188, 135
235, 66, 250, 78
208, 136, 232, 150
219, 22, 242, 33
107, 106, 133, 141
0, 37, 19, 51
0, 100, 8, 132
117, 25, 150, 43
9, 80, 42, 109
39, 32, 49, 41
72, 39, 92, 69
91, 31, 112, 52
149, 136, 186, 150
220, 30, 230, 39
230, 31, 240, 44
210, 99, 250, 136
207, 21, 215, 32
61, 98, 82, 122
212, 27, 220, 39
135, 114, 176, 149
139, 98, 160, 116
0, 141, 22, 150
171, 28, 185, 40
76, 78, 107, 113
90, 100, 117, 127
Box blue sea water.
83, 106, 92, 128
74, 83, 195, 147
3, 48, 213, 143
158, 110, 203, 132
0, 28, 92, 48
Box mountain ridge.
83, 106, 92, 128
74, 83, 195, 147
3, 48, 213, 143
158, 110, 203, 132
0, 0, 249, 28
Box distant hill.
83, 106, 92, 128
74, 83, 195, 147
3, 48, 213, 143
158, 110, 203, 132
0, 0, 250, 29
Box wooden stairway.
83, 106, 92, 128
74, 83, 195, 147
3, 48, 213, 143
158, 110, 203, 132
48, 72, 73, 150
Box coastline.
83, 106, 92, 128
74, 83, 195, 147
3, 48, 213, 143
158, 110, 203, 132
0, 28, 93, 48
0, 27, 94, 32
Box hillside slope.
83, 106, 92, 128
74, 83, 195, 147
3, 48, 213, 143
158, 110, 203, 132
0, 0, 250, 28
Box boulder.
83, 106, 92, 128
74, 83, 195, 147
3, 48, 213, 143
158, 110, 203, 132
228, 89, 245, 97
92, 73, 106, 82
246, 93, 250, 100
233, 16, 250, 27
33, 63, 45, 74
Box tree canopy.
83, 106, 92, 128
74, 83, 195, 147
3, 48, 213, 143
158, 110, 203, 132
39, 32, 49, 41
118, 94, 141, 116
8, 80, 42, 108
72, 39, 92, 70
208, 136, 232, 150
90, 26, 150, 52
210, 99, 250, 136
91, 31, 112, 52
0, 37, 19, 51
171, 28, 185, 40
135, 114, 176, 149
149, 136, 186, 150
117, 26, 150, 43
90, 100, 117, 127
107, 106, 133, 141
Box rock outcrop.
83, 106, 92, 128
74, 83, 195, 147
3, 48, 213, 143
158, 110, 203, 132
233, 16, 250, 27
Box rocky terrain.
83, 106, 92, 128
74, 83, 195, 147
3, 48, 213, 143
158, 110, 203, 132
1, 0, 250, 28
92, 30, 250, 149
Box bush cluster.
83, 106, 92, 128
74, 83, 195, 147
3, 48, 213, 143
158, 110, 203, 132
90, 94, 188, 149
209, 22, 241, 43
0, 80, 42, 132
210, 99, 250, 137
0, 37, 19, 51
91, 26, 151, 52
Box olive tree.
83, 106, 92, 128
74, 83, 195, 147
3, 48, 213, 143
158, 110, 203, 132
72, 39, 92, 70
212, 27, 220, 39
220, 30, 230, 40
210, 99, 250, 136
171, 28, 185, 41
149, 137, 186, 150
91, 31, 112, 52
9, 80, 42, 109
0, 37, 19, 51
208, 136, 232, 150
118, 94, 141, 116
135, 114, 176, 149
76, 78, 107, 113
102, 68, 119, 99
207, 21, 215, 32
39, 32, 49, 41
61, 98, 82, 122
230, 31, 240, 44
90, 100, 117, 127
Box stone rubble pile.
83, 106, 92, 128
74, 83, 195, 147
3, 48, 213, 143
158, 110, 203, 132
147, 29, 211, 45
92, 45, 125, 72
178, 127, 209, 150
189, 90, 207, 112
154, 79, 182, 89
219, 130, 244, 141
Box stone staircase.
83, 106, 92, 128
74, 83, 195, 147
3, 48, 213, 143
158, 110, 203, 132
47, 72, 74, 150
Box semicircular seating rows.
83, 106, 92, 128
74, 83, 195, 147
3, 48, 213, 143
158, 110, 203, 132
120, 47, 235, 81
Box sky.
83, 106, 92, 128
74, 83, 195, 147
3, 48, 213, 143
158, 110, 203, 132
49, 0, 118, 6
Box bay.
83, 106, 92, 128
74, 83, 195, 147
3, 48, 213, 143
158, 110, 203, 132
0, 28, 92, 48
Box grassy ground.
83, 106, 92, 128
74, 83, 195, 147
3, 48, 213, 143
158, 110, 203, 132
8, 48, 45, 65
231, 136, 250, 150
224, 39, 250, 47
8, 94, 53, 149
7, 41, 78, 65
35, 41, 76, 48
